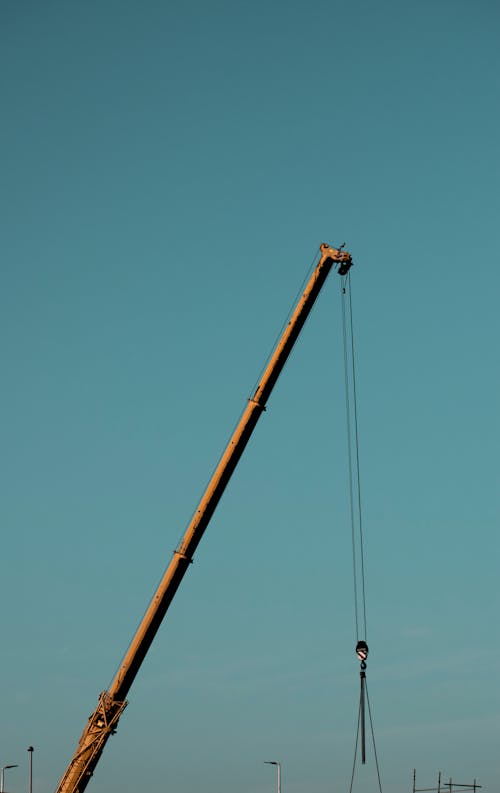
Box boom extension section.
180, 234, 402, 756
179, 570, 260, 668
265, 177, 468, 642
55, 243, 353, 793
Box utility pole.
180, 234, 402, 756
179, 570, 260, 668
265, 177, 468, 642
1, 766, 18, 793
264, 760, 281, 793
27, 748, 34, 793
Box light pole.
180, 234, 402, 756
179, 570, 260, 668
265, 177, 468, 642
0, 765, 18, 793
27, 748, 34, 793
264, 760, 281, 793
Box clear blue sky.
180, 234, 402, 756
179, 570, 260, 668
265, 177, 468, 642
1, 3, 498, 793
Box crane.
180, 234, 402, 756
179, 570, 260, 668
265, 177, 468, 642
55, 242, 353, 793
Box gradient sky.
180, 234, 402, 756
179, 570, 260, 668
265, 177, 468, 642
1, 3, 499, 793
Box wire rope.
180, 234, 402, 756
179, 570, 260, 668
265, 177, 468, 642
340, 269, 383, 793
366, 680, 383, 793
347, 275, 368, 640
348, 696, 361, 793
347, 678, 383, 793
340, 273, 367, 641
341, 279, 360, 642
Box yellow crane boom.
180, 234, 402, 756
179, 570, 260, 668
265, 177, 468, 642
55, 243, 353, 793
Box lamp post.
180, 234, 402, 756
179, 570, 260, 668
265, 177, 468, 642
27, 748, 34, 793
264, 760, 281, 793
0, 765, 18, 793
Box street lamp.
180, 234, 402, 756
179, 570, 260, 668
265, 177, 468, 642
264, 760, 281, 793
0, 765, 18, 793
27, 748, 34, 793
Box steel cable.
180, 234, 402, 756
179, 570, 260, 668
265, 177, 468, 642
340, 271, 383, 792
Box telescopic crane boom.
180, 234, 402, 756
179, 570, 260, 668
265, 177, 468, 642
55, 243, 353, 793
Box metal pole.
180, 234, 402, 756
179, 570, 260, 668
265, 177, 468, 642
264, 760, 281, 793
27, 748, 34, 793
1, 766, 19, 793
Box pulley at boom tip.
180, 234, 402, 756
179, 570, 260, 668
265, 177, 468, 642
319, 242, 353, 276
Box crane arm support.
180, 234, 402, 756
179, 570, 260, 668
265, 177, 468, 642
54, 694, 127, 793
54, 243, 352, 793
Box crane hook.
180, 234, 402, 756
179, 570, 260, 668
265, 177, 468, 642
356, 640, 369, 663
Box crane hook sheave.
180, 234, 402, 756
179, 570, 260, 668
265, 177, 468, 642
356, 640, 369, 663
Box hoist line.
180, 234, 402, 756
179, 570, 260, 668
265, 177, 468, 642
348, 696, 361, 793
347, 677, 384, 793
347, 275, 368, 641
360, 670, 366, 764
366, 679, 383, 793
341, 280, 360, 641
341, 273, 367, 641
341, 267, 383, 793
